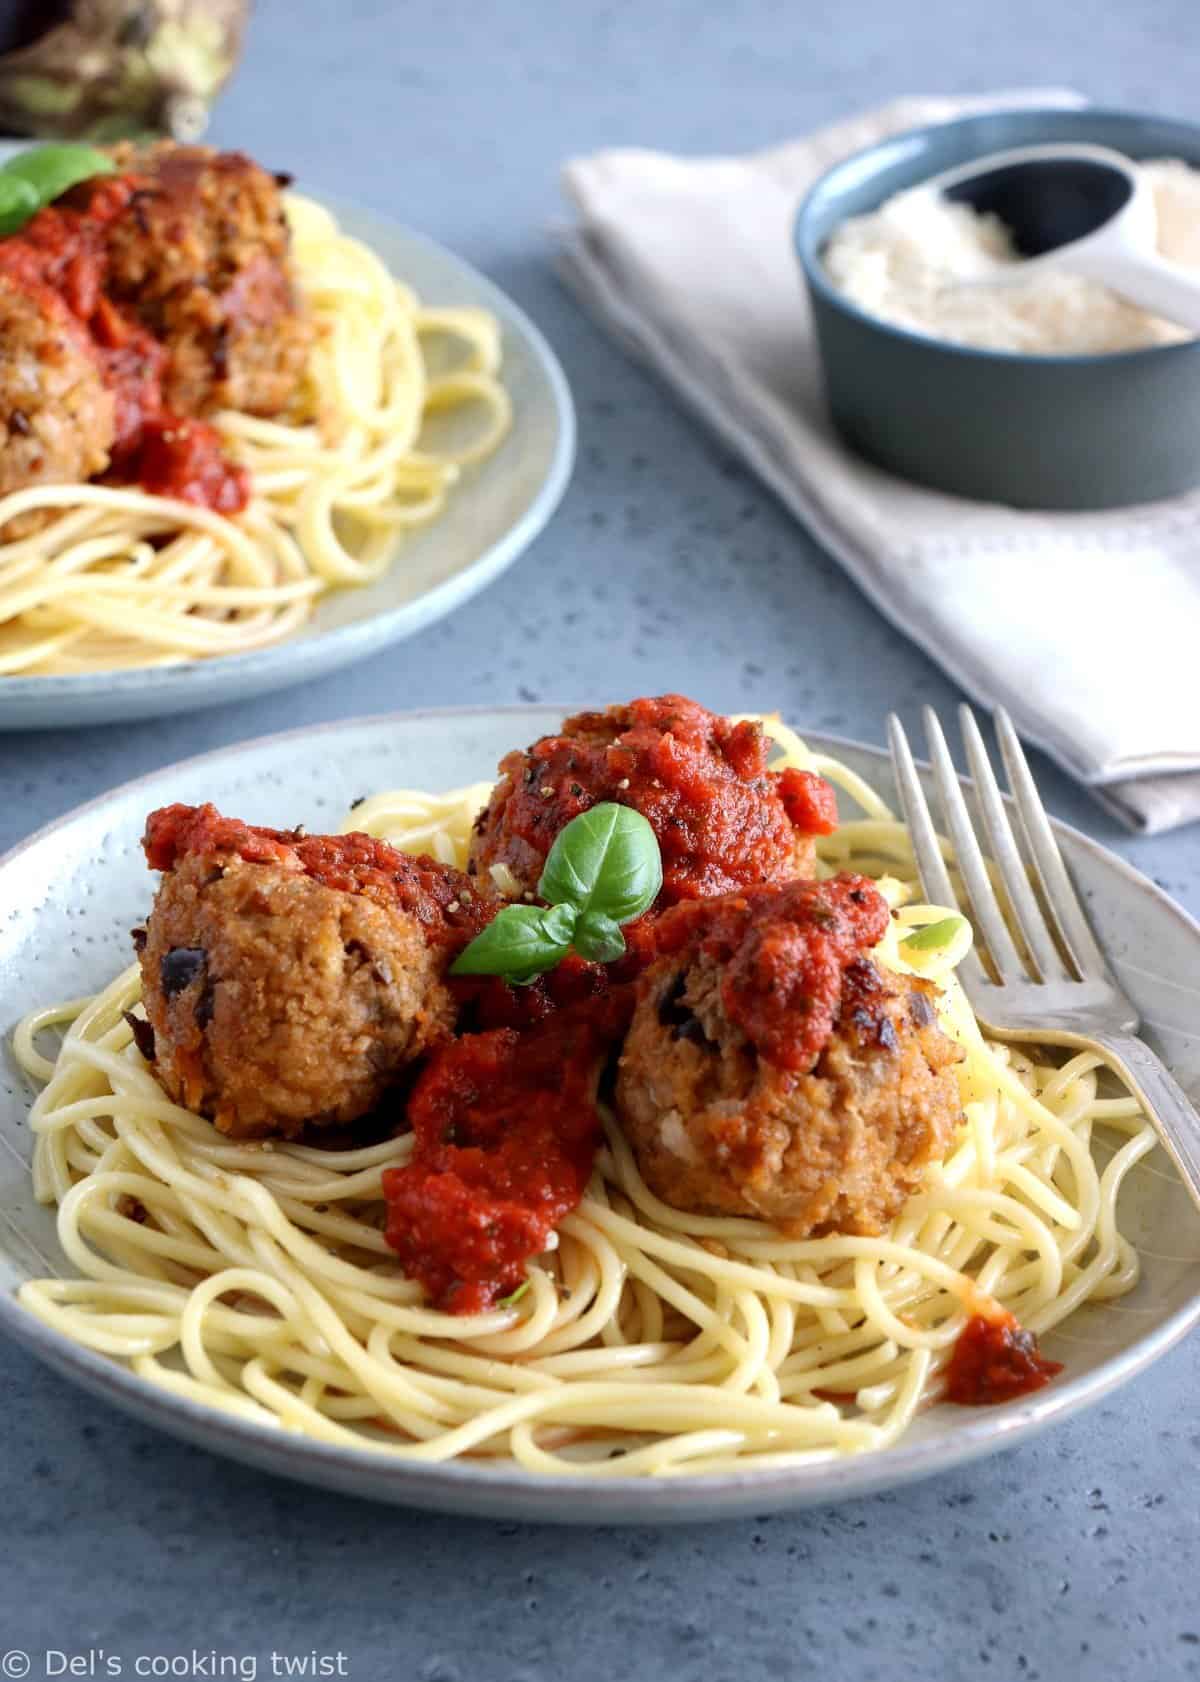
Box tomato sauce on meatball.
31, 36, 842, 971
615, 875, 964, 1234
468, 695, 839, 905
144, 803, 488, 946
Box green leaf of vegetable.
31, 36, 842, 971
0, 174, 39, 237
539, 902, 579, 945
497, 1279, 530, 1309
3, 144, 116, 208
900, 915, 967, 952
538, 802, 662, 925
572, 909, 627, 965
450, 903, 574, 983
452, 804, 663, 986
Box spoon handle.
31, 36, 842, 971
1074, 248, 1200, 334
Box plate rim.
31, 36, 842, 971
0, 204, 576, 707
2, 703, 1197, 1520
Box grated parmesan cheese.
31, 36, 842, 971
823, 157, 1200, 355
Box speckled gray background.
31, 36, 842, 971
1, 2, 1198, 1677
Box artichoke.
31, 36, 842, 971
0, 1, 250, 142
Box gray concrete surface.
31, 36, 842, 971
1, 1, 1198, 1677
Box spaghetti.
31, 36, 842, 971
0, 195, 511, 675
12, 724, 1158, 1476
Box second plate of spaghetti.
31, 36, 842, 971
1, 704, 1198, 1522
0, 144, 573, 730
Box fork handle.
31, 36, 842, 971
1091, 1032, 1200, 1213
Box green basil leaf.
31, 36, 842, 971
540, 902, 579, 945
3, 144, 115, 208
537, 802, 662, 924
497, 1279, 530, 1309
450, 903, 573, 982
0, 174, 39, 237
900, 914, 967, 952
572, 909, 627, 965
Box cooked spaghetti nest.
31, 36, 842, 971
13, 723, 1158, 1476
0, 194, 511, 676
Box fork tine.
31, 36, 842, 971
887, 714, 989, 993
993, 708, 1113, 980
958, 705, 1071, 983
887, 714, 957, 907
921, 706, 1026, 981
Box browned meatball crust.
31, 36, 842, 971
0, 273, 114, 529
616, 894, 964, 1234
138, 853, 456, 1139
104, 142, 311, 418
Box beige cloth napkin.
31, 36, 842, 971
560, 92, 1200, 834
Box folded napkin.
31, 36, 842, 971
560, 91, 1200, 834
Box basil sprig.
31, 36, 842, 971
451, 802, 663, 985
0, 144, 116, 237
0, 176, 38, 238
449, 902, 576, 987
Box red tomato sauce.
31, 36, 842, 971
778, 766, 839, 835
649, 873, 890, 1071
382, 1000, 630, 1313
944, 1308, 1063, 1404
474, 696, 839, 907
453, 917, 660, 1035
0, 173, 248, 512
142, 803, 489, 947
135, 415, 248, 514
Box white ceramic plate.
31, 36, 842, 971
0, 180, 574, 731
1, 708, 1197, 1523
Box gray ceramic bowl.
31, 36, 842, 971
795, 108, 1200, 509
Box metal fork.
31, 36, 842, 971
888, 703, 1200, 1213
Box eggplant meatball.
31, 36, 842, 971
137, 803, 487, 1140
615, 875, 963, 1233
0, 274, 114, 525
469, 694, 839, 905
104, 143, 311, 417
